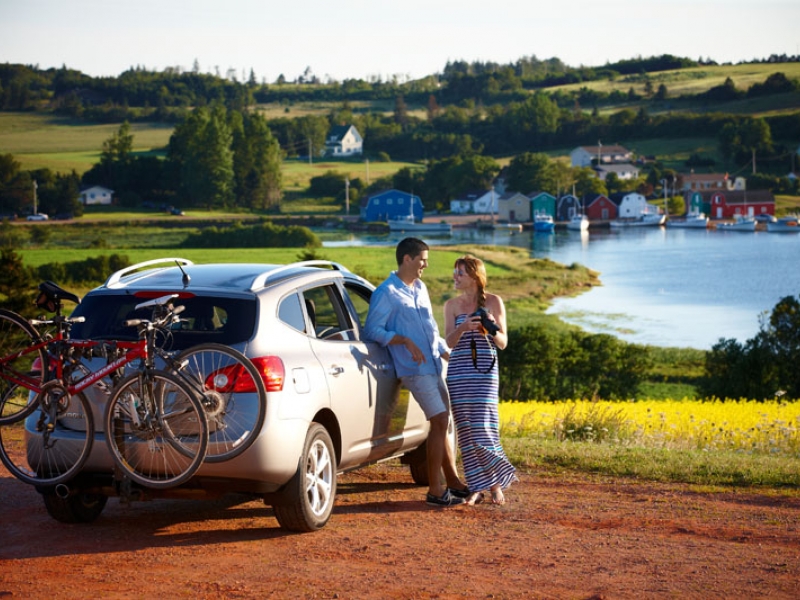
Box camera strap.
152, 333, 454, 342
470, 333, 497, 373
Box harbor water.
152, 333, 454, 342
323, 225, 800, 350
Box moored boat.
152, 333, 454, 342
533, 213, 555, 233
610, 213, 665, 228
716, 214, 756, 232
492, 221, 523, 232
566, 214, 590, 231
666, 211, 709, 229
766, 215, 800, 233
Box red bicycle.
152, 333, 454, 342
0, 282, 208, 489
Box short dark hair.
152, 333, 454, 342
395, 237, 428, 266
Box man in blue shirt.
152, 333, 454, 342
365, 237, 471, 507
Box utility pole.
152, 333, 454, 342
33, 180, 38, 216
344, 178, 350, 216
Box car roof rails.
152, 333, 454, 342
249, 260, 350, 291
104, 258, 194, 288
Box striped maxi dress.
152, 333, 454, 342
446, 314, 517, 492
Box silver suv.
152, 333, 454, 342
41, 258, 431, 531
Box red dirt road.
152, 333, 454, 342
1, 463, 799, 599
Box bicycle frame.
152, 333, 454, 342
0, 337, 145, 399
0, 292, 179, 402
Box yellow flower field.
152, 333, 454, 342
499, 399, 800, 456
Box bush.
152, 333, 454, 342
181, 220, 320, 248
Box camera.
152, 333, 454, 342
471, 307, 500, 337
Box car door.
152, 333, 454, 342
340, 280, 428, 459
301, 281, 422, 468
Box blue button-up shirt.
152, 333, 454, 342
364, 271, 448, 378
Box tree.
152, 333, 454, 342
0, 247, 35, 314
506, 152, 556, 194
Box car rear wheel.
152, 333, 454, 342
41, 488, 108, 523
272, 423, 336, 532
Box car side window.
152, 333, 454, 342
302, 284, 355, 341
343, 282, 371, 329
278, 293, 306, 332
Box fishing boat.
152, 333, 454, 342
666, 211, 709, 229
387, 214, 452, 234
716, 214, 756, 232
766, 215, 800, 233
533, 213, 555, 233
566, 214, 590, 231
609, 212, 665, 228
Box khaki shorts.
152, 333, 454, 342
401, 374, 450, 420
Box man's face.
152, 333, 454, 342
404, 250, 429, 279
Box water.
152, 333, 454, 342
323, 226, 800, 350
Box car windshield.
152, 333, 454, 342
70, 294, 257, 350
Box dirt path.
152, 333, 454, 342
1, 463, 798, 599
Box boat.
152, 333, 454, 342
387, 214, 452, 234
492, 222, 523, 232
533, 213, 555, 233
566, 214, 590, 232
609, 213, 666, 228
766, 215, 800, 233
666, 211, 709, 229
716, 214, 756, 232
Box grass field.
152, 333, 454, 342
550, 62, 800, 105
0, 112, 173, 174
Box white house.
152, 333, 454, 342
325, 125, 363, 157
570, 144, 632, 168
611, 192, 659, 218
79, 185, 113, 205
594, 163, 640, 181
449, 189, 497, 214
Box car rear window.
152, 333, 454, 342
70, 294, 257, 350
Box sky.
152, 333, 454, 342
2, 0, 799, 83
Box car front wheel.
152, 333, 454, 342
272, 423, 336, 532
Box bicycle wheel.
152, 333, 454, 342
172, 343, 266, 463
0, 382, 94, 486
0, 309, 47, 425
105, 371, 208, 489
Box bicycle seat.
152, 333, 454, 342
36, 280, 81, 312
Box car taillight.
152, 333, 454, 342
204, 363, 256, 393
249, 356, 285, 392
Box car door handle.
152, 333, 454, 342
328, 365, 344, 376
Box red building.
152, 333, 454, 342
584, 194, 617, 221
704, 190, 775, 220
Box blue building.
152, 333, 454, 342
361, 189, 422, 222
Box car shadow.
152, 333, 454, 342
0, 474, 427, 560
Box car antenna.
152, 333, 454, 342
176, 260, 191, 287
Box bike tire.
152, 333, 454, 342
104, 371, 208, 489
172, 343, 267, 463
0, 383, 94, 486
0, 309, 47, 425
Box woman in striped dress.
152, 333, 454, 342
444, 256, 516, 505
